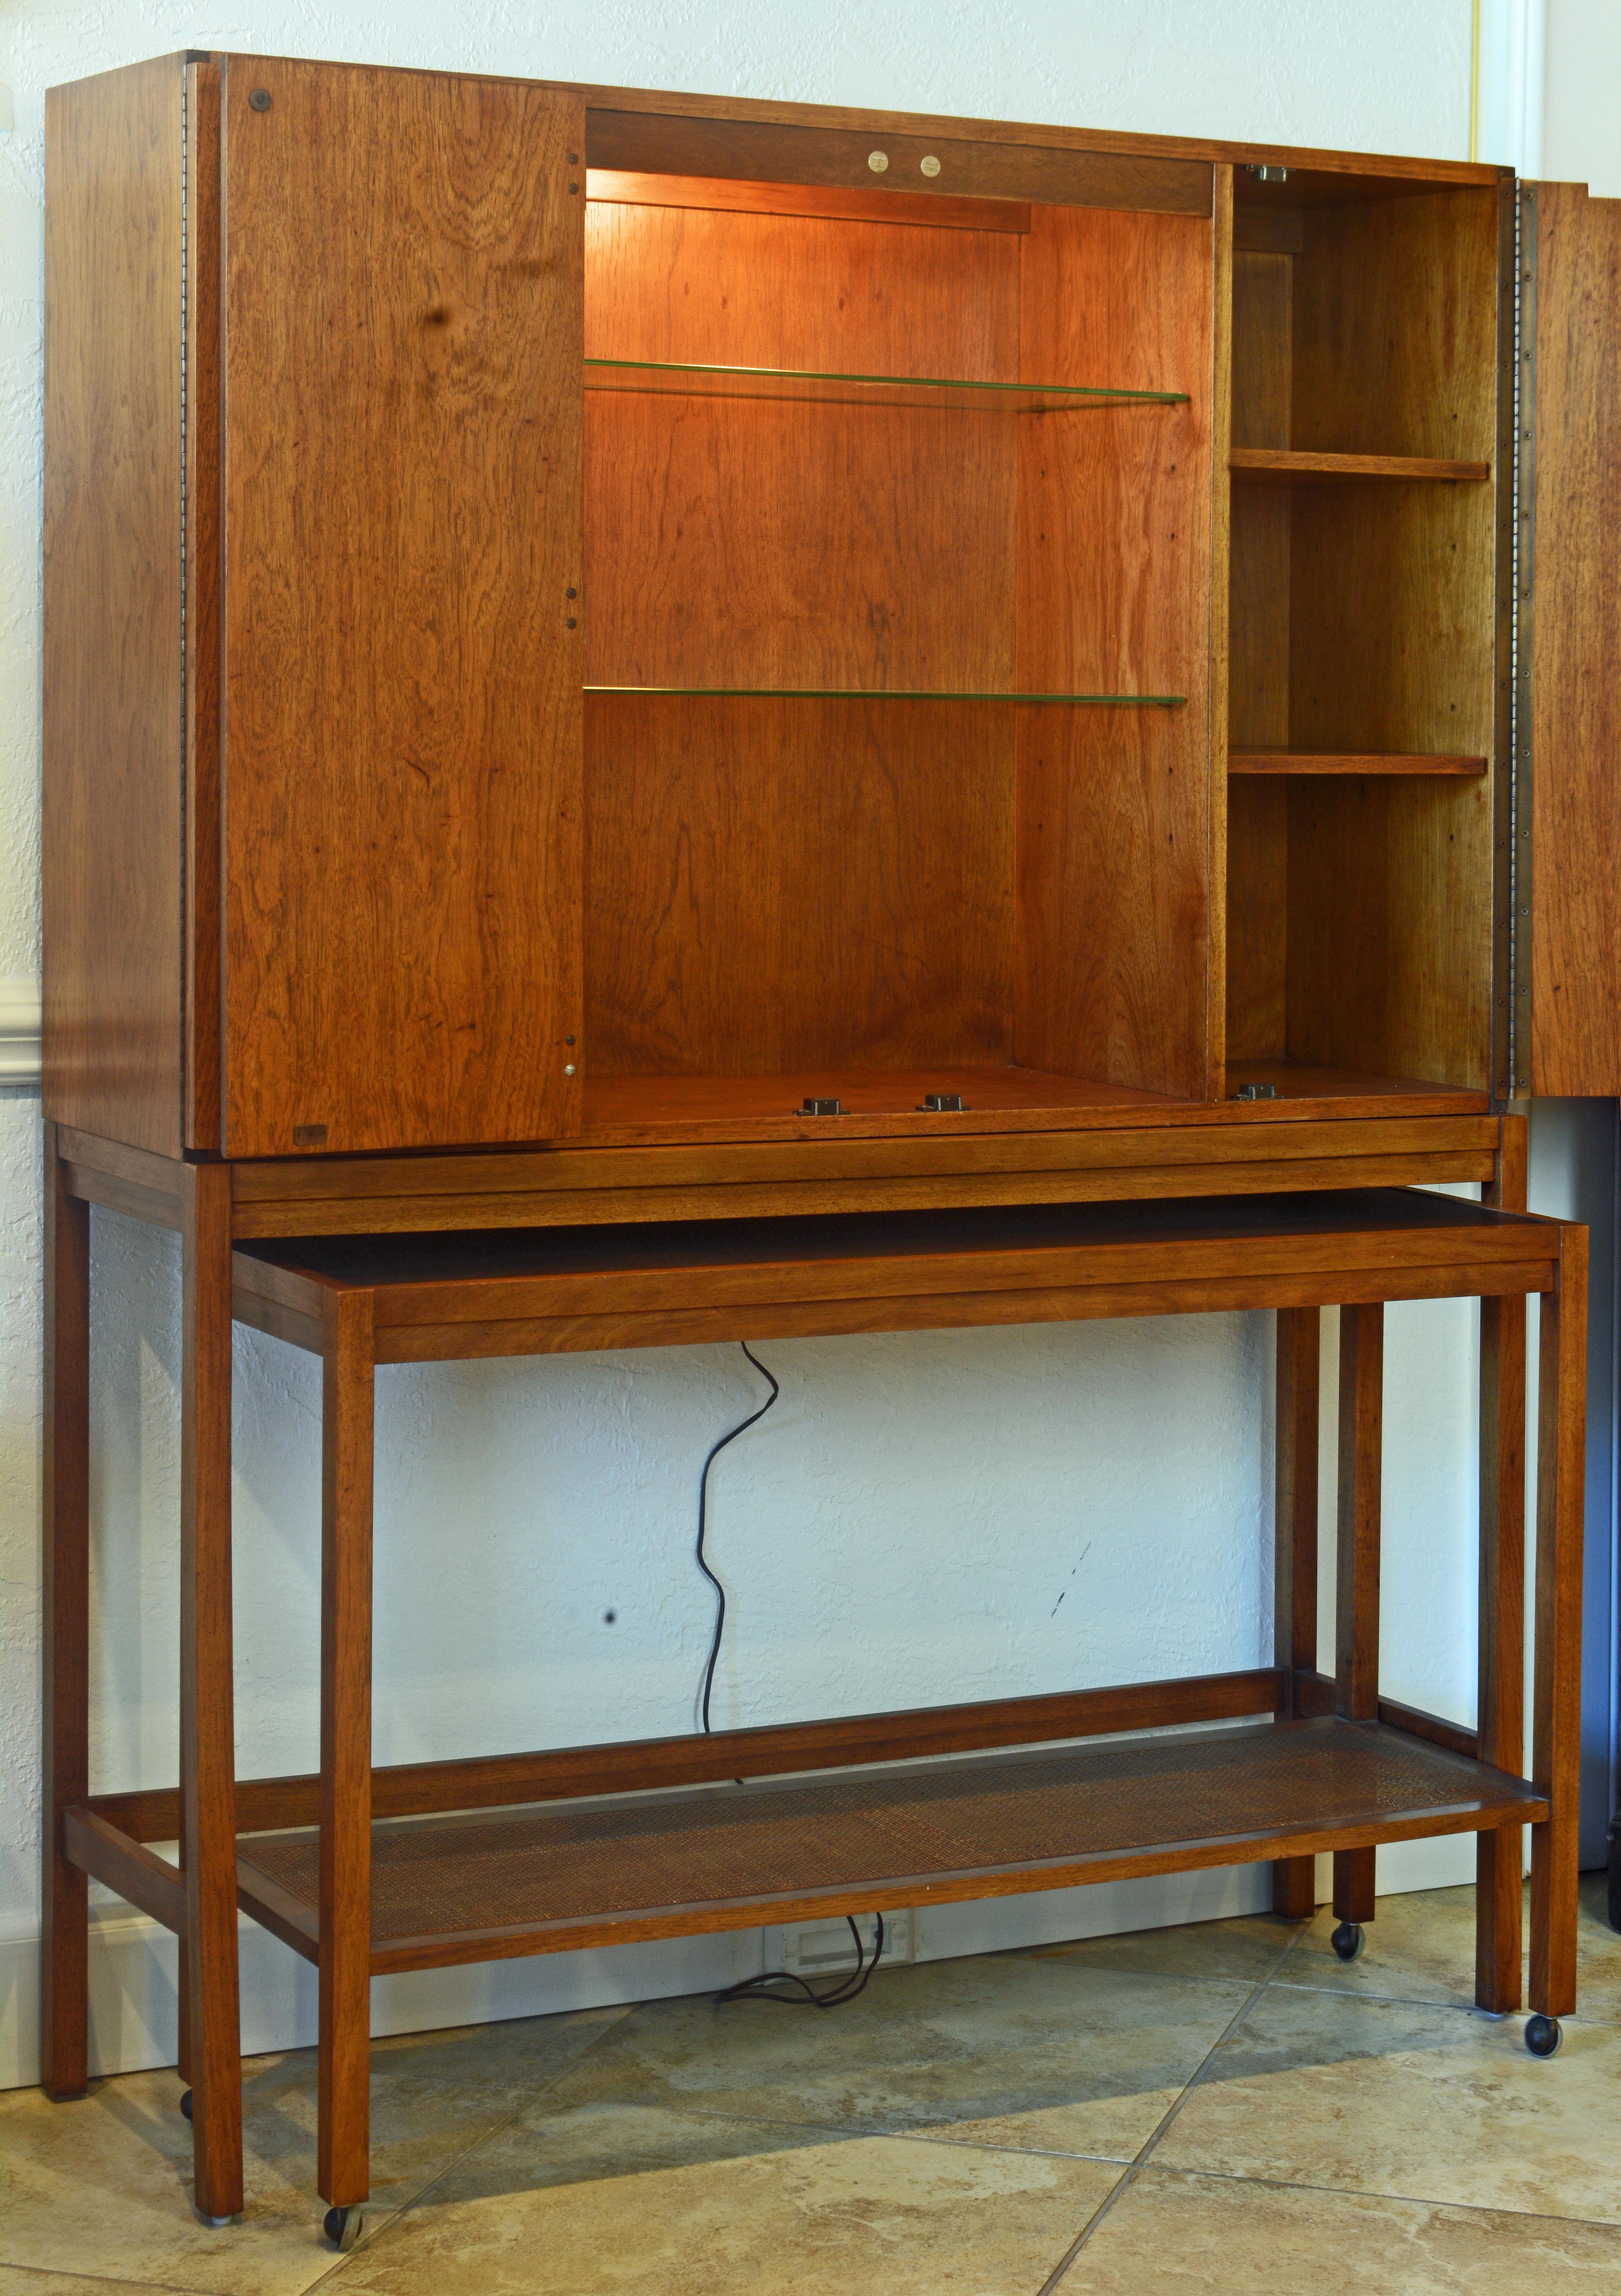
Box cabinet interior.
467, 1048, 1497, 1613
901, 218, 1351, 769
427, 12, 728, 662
580, 171, 1212, 1135
579, 162, 1500, 1139
1225, 179, 1501, 1097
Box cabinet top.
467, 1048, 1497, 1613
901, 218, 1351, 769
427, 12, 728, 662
54, 51, 1507, 216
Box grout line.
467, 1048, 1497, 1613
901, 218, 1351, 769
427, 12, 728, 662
0, 2264, 224, 2295
1137, 2158, 1621, 2235
1034, 1924, 1306, 2293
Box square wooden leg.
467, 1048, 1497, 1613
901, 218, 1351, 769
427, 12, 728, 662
1333, 1302, 1383, 1934
41, 1125, 91, 2101
1477, 1111, 1528, 2012
318, 1288, 376, 2212
1530, 1226, 1587, 2021
1476, 1291, 1526, 2013
180, 1164, 243, 2221
1272, 1306, 1319, 1920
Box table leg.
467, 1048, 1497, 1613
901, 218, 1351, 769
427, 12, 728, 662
1477, 1292, 1526, 2012
41, 1125, 91, 2101
1272, 1307, 1319, 1920
180, 1163, 243, 2221
1477, 1114, 1528, 2012
1530, 1225, 1587, 2021
1333, 1302, 1383, 1928
318, 1288, 375, 2214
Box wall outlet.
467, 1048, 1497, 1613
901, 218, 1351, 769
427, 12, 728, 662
773, 1907, 915, 1978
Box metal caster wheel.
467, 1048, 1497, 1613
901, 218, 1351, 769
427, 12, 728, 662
1330, 1920, 1365, 1962
1525, 2013, 1564, 2058
179, 2088, 193, 2121
324, 2206, 365, 2252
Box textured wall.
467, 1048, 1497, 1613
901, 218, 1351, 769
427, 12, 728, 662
0, 1, 1480, 2081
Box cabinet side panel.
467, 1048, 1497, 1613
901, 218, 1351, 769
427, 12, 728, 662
43, 59, 185, 1155
222, 60, 586, 1155
1530, 183, 1621, 1097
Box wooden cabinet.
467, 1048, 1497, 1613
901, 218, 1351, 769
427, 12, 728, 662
42, 53, 1621, 1173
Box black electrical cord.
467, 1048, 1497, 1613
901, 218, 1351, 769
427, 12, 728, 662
694, 1343, 886, 2009
715, 1914, 886, 2010
695, 1340, 780, 1735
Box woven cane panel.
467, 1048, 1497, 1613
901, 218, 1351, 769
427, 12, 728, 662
240, 1720, 1536, 1948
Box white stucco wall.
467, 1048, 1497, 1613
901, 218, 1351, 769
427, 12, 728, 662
0, 2, 1507, 2085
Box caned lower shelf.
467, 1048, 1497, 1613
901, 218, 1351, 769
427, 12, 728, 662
583, 355, 1188, 412
235, 1717, 1544, 1976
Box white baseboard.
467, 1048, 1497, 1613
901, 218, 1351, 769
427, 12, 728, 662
0, 1832, 1478, 2092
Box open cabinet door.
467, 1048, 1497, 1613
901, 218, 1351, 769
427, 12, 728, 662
1527, 179, 1621, 1097
219, 58, 585, 1155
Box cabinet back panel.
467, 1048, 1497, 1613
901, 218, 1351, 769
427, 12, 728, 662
1292, 189, 1498, 461
586, 396, 1016, 691
583, 696, 1014, 1075
43, 57, 185, 1155
1015, 205, 1213, 1099
220, 59, 585, 1156
584, 202, 1019, 693
585, 200, 1022, 373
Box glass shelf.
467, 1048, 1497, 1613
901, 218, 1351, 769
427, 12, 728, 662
584, 356, 1188, 412
586, 686, 1187, 705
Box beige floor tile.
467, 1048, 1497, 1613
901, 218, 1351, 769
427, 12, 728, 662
334, 2104, 1122, 2296
0, 2005, 626, 2296
1029, 1909, 1302, 1986
1057, 2166, 1621, 2293
1278, 1877, 1621, 2020
537, 1949, 1252, 2161
1154, 1985, 1621, 2223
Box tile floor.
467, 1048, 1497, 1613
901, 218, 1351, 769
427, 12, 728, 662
3, 1878, 1620, 2294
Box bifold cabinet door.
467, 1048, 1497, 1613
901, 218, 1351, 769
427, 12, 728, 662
219, 59, 585, 1155
1528, 180, 1621, 1098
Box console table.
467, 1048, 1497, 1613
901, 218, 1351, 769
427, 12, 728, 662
41, 1117, 1586, 2240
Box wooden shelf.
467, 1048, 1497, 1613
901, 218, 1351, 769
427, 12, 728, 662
1230, 748, 1487, 776
1224, 1061, 1490, 1111
1228, 447, 1491, 483
233, 1716, 1546, 1975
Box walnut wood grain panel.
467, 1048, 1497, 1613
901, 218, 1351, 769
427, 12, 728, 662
585, 107, 1213, 216
1529, 184, 1621, 1095
221, 59, 585, 1156
585, 196, 1022, 373
1291, 188, 1498, 462
585, 699, 1015, 1075
43, 56, 185, 1155
184, 58, 222, 1149
1225, 784, 1288, 1061
227, 1152, 1498, 1250
585, 398, 1016, 689
1015, 205, 1212, 1099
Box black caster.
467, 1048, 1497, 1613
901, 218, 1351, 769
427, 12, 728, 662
1330, 1920, 1365, 1961
1525, 2013, 1563, 2057
325, 2205, 365, 2252
179, 2088, 193, 2121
